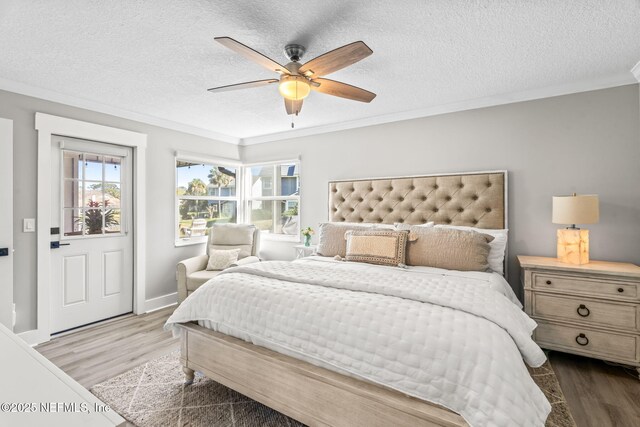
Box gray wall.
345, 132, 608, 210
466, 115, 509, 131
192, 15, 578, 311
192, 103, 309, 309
242, 84, 640, 299
3, 84, 639, 332
0, 89, 240, 333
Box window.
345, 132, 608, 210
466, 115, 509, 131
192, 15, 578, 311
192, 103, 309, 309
245, 161, 300, 240
175, 156, 300, 245
62, 150, 124, 237
175, 158, 239, 244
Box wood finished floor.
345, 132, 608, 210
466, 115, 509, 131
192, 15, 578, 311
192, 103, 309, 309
36, 306, 640, 427
35, 307, 179, 389
549, 352, 640, 427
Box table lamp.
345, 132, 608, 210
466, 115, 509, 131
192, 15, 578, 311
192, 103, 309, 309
552, 193, 599, 265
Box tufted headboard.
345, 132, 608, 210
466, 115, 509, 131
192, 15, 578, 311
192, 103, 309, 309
328, 171, 507, 229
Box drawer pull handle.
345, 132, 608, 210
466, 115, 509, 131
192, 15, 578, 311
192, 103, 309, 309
575, 333, 589, 346
576, 304, 590, 317
545, 280, 552, 285
618, 288, 624, 293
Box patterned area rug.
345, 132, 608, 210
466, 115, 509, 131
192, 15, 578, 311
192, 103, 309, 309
527, 363, 577, 427
92, 351, 576, 427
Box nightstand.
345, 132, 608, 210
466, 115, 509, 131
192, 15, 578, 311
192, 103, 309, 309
294, 245, 316, 259
519, 255, 640, 379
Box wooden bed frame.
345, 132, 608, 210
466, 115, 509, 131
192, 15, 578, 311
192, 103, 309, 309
179, 323, 466, 426
178, 171, 507, 427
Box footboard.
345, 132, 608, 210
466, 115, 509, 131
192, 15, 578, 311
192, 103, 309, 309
177, 323, 466, 427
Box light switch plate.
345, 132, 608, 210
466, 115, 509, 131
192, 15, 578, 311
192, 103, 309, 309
23, 218, 36, 233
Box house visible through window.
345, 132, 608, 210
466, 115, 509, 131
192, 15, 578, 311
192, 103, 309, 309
176, 160, 238, 242
245, 162, 300, 239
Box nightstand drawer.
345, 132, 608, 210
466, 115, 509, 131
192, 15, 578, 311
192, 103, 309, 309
532, 294, 638, 331
532, 272, 639, 300
535, 322, 638, 363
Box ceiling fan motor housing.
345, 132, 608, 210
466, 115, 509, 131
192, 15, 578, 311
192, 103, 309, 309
284, 44, 305, 62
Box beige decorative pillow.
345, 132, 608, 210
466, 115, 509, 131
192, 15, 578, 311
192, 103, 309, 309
403, 226, 494, 271
316, 223, 383, 257
206, 248, 241, 271
344, 230, 409, 267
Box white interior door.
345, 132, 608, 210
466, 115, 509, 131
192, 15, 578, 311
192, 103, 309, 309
50, 136, 133, 333
0, 118, 13, 330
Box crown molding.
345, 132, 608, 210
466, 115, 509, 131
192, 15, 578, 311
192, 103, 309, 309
239, 72, 638, 146
2, 71, 637, 148
0, 78, 240, 145
632, 60, 640, 82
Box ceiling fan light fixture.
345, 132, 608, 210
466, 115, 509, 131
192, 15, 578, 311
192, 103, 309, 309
209, 38, 376, 117
278, 75, 311, 101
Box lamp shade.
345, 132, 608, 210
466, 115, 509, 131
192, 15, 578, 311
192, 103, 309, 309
552, 194, 599, 225
278, 76, 311, 101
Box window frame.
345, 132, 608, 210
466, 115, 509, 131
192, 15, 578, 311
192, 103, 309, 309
243, 159, 301, 242
59, 142, 129, 241
174, 152, 242, 247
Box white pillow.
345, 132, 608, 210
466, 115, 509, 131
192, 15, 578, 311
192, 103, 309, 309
434, 225, 508, 275
395, 221, 435, 230
206, 248, 241, 271
322, 221, 395, 229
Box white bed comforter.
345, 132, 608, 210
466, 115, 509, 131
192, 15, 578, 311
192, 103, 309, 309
165, 258, 550, 427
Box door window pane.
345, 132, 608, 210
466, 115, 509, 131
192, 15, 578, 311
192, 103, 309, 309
83, 182, 105, 207
84, 154, 104, 181
83, 209, 103, 235
104, 183, 121, 208
63, 208, 83, 236
63, 151, 83, 180
104, 156, 122, 182
105, 209, 121, 234
63, 180, 82, 208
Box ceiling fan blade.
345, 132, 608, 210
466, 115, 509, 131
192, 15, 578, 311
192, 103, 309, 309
311, 78, 376, 103
284, 98, 303, 115
215, 37, 290, 74
207, 79, 279, 93
298, 41, 372, 77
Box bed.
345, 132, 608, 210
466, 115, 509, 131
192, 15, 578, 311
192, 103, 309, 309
165, 171, 551, 427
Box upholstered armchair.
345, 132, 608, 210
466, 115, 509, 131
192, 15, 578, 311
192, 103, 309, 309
177, 224, 261, 303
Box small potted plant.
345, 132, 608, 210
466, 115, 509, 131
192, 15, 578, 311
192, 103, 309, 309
301, 226, 314, 247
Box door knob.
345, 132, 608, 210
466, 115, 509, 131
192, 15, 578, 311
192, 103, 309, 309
50, 241, 71, 249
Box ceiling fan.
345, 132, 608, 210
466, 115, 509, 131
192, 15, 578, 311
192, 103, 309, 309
207, 37, 376, 119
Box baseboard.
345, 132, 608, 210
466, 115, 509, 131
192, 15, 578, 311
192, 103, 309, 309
16, 295, 177, 345
145, 292, 178, 313
17, 329, 49, 347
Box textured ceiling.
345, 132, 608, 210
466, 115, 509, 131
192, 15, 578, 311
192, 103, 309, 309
1, 0, 639, 142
